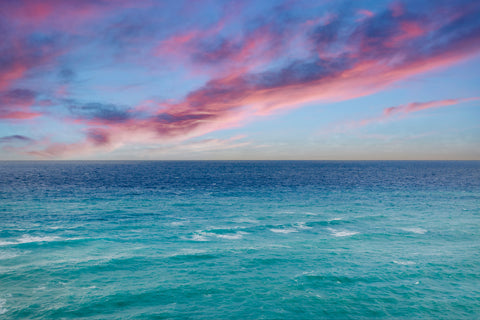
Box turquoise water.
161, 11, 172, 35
1, 161, 479, 319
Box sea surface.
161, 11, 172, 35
0, 161, 479, 319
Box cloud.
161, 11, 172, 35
0, 0, 154, 92
0, 89, 41, 119
383, 98, 479, 117
357, 9, 374, 19
333, 97, 480, 131
153, 5, 296, 77
0, 4, 78, 91
27, 127, 116, 159
59, 68, 75, 83
0, 0, 147, 33
4, 0, 480, 158
68, 102, 134, 124
0, 134, 33, 144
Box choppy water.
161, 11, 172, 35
1, 161, 479, 319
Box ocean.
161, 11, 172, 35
0, 161, 479, 319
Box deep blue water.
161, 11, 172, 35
1, 161, 479, 319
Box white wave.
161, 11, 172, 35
244, 244, 292, 250
401, 227, 427, 234
167, 249, 208, 257
328, 228, 358, 237
295, 222, 312, 230
190, 233, 209, 241
0, 241, 16, 246
0, 235, 61, 246
206, 225, 246, 231
180, 249, 206, 255
233, 218, 259, 224
270, 228, 298, 234
216, 232, 247, 240
328, 217, 343, 221
17, 235, 61, 244
332, 230, 358, 237
0, 251, 19, 260
169, 221, 186, 226
33, 286, 46, 292
393, 260, 416, 265
0, 298, 6, 315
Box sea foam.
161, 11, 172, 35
189, 233, 209, 242
328, 228, 358, 237
215, 232, 247, 240
167, 249, 208, 257
0, 235, 61, 246
0, 298, 6, 315
17, 235, 61, 243
186, 229, 248, 241
233, 218, 259, 224
0, 250, 19, 260
169, 221, 187, 226
270, 228, 298, 234
295, 222, 312, 230
401, 227, 427, 234
393, 260, 416, 265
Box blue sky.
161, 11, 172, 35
0, 0, 479, 160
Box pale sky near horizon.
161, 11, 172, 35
0, 0, 479, 160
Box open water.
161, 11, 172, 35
0, 161, 479, 319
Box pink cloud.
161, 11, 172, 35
390, 1, 404, 17
5, 0, 152, 34
0, 1, 154, 95
383, 97, 480, 116
154, 22, 282, 77
357, 9, 374, 18
0, 89, 41, 120
387, 21, 427, 46
0, 111, 41, 120
343, 97, 480, 130
0, 64, 27, 91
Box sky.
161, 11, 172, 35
0, 0, 479, 160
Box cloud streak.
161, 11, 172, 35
0, 134, 33, 144
383, 98, 480, 117
334, 97, 480, 131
